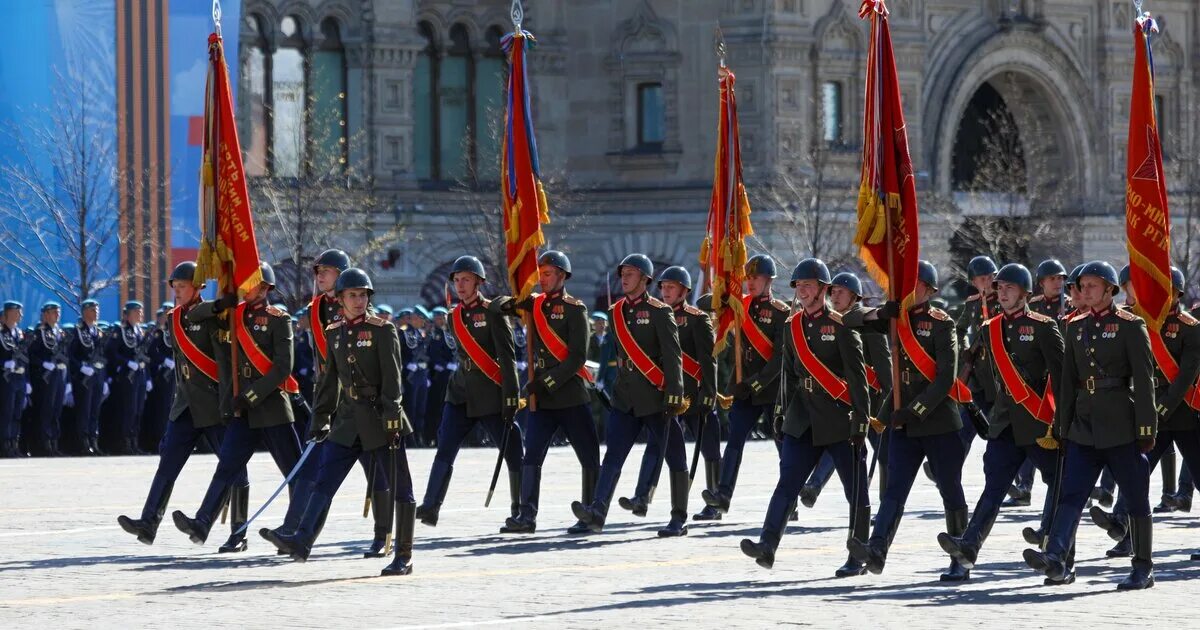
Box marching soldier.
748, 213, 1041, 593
1023, 261, 1157, 590
117, 262, 249, 551
571, 254, 685, 534
0, 301, 28, 458
955, 255, 1000, 456
105, 301, 149, 455
376, 304, 394, 322
142, 304, 177, 452
29, 301, 69, 456
1087, 266, 1200, 560
68, 300, 107, 456
424, 306, 453, 446
264, 268, 417, 576
492, 251, 602, 535
614, 265, 715, 536
416, 255, 523, 528
937, 263, 1064, 581
1029, 259, 1071, 320
690, 293, 726, 521
293, 308, 315, 408
172, 262, 305, 547
702, 254, 788, 515
740, 259, 871, 575
846, 260, 972, 580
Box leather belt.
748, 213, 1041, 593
1079, 376, 1130, 394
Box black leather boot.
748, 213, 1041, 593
571, 471, 617, 534
940, 507, 971, 582
381, 502, 415, 576
364, 489, 394, 557
618, 495, 650, 517
507, 467, 522, 521
567, 467, 598, 534
416, 461, 452, 527
1118, 516, 1154, 590
848, 499, 902, 575
218, 484, 250, 553
740, 533, 778, 569
939, 499, 999, 572
693, 459, 723, 521
171, 509, 212, 545
501, 465, 540, 534
1089, 505, 1128, 541
657, 471, 689, 537
1021, 526, 1043, 546
1023, 547, 1068, 582
835, 506, 872, 578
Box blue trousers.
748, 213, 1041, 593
882, 428, 967, 510
1046, 441, 1150, 557
524, 404, 600, 469
433, 403, 523, 471
588, 409, 680, 514
112, 370, 148, 440
194, 418, 302, 527
71, 372, 106, 439
629, 413, 712, 499
1112, 430, 1200, 518
298, 440, 415, 539
805, 427, 886, 492
0, 373, 25, 441
717, 400, 771, 499
762, 433, 868, 546
140, 410, 248, 522
971, 426, 1058, 536
33, 368, 66, 440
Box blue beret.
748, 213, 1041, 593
376, 304, 394, 315
412, 305, 432, 320
431, 306, 448, 315
397, 307, 414, 317
590, 311, 608, 321
41, 301, 61, 312
81, 299, 99, 309
123, 301, 143, 312
3, 301, 22, 311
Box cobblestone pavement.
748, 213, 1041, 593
0, 441, 1195, 628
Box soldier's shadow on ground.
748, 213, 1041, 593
0, 553, 186, 573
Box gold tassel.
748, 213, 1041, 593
1035, 425, 1059, 450
363, 495, 372, 518
201, 154, 213, 187
717, 393, 733, 410
536, 182, 551, 223
699, 237, 711, 266
869, 417, 886, 434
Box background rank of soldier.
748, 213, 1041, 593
172, 262, 306, 548
117, 262, 249, 551
798, 272, 894, 511
570, 254, 686, 535
956, 255, 1001, 458
416, 255, 523, 530
1086, 267, 1200, 563
29, 301, 68, 457
937, 263, 1064, 582
67, 299, 106, 456
1030, 259, 1072, 321
702, 254, 789, 516
740, 259, 871, 576
615, 265, 715, 537
404, 305, 433, 443
264, 268, 417, 576
104, 301, 149, 455
0, 301, 28, 458
846, 260, 971, 581
1023, 261, 1157, 590
424, 306, 454, 447
142, 303, 176, 453
491, 250, 602, 536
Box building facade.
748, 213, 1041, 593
237, 0, 1200, 307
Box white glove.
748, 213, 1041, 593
25, 383, 32, 395
42, 361, 55, 371
65, 383, 72, 396
163, 358, 175, 370
447, 362, 459, 372
426, 379, 432, 388
80, 365, 95, 377
127, 360, 139, 371
146, 379, 153, 392
103, 382, 110, 398
3, 360, 14, 370
64, 388, 74, 407
299, 368, 309, 376
406, 362, 417, 372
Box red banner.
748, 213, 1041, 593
501, 30, 549, 302
700, 66, 754, 357
1125, 14, 1172, 333
195, 33, 262, 296
854, 0, 919, 312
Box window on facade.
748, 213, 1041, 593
240, 15, 269, 176
821, 81, 843, 144
474, 26, 506, 182
272, 15, 307, 177
637, 83, 665, 149
438, 25, 472, 182
311, 18, 347, 175
414, 22, 436, 180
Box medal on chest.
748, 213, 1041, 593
635, 310, 650, 325
819, 324, 836, 342
916, 320, 933, 337
1165, 323, 1179, 339
1018, 325, 1034, 342
1102, 323, 1118, 339
356, 329, 373, 348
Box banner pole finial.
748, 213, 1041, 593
511, 0, 524, 30
212, 0, 223, 36
715, 26, 727, 68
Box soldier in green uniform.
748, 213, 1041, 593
491, 250, 602, 535
117, 262, 249, 551
692, 292, 729, 521
1023, 261, 1157, 590
955, 256, 1000, 458
416, 255, 523, 528
172, 262, 305, 546
702, 254, 790, 515
739, 259, 871, 575
571, 254, 686, 534
264, 268, 416, 575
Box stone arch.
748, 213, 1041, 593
926, 31, 1097, 201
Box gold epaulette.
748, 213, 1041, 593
770, 298, 789, 312
928, 307, 951, 321
1178, 311, 1198, 326
1025, 310, 1054, 324
264, 305, 288, 318
365, 315, 389, 327
827, 310, 843, 324
1116, 308, 1141, 322
646, 296, 670, 309
326, 320, 344, 331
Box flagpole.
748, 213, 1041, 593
716, 29, 744, 386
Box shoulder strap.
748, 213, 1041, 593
789, 313, 849, 404
740, 295, 775, 361
612, 298, 665, 390
233, 303, 299, 394
171, 306, 218, 382
987, 314, 1054, 424
896, 311, 972, 404
452, 304, 501, 386
532, 294, 593, 383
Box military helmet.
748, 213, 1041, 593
451, 255, 487, 282
169, 261, 199, 285
789, 258, 831, 286
967, 255, 998, 279
830, 272, 863, 298
1118, 264, 1131, 287
745, 254, 777, 279
918, 260, 939, 291
1078, 261, 1119, 288
696, 293, 714, 312
259, 261, 277, 287
1067, 264, 1086, 285
312, 249, 352, 273
538, 250, 572, 278
1171, 266, 1185, 295
1035, 259, 1068, 282
618, 253, 654, 279
657, 265, 693, 291
335, 267, 374, 294
995, 263, 1033, 293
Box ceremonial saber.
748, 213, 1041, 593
235, 439, 318, 536
1040, 443, 1067, 551
688, 411, 706, 489
865, 386, 893, 488
364, 450, 377, 518
484, 427, 511, 508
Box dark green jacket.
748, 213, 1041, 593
977, 306, 1064, 446
956, 292, 1001, 403
779, 306, 870, 445
1029, 292, 1071, 321
447, 297, 519, 417
168, 302, 224, 428
226, 300, 295, 428
494, 291, 592, 410
1153, 308, 1200, 432
1055, 304, 1156, 448
845, 303, 893, 424
736, 294, 790, 406
315, 314, 411, 450
610, 293, 684, 417
675, 302, 716, 409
